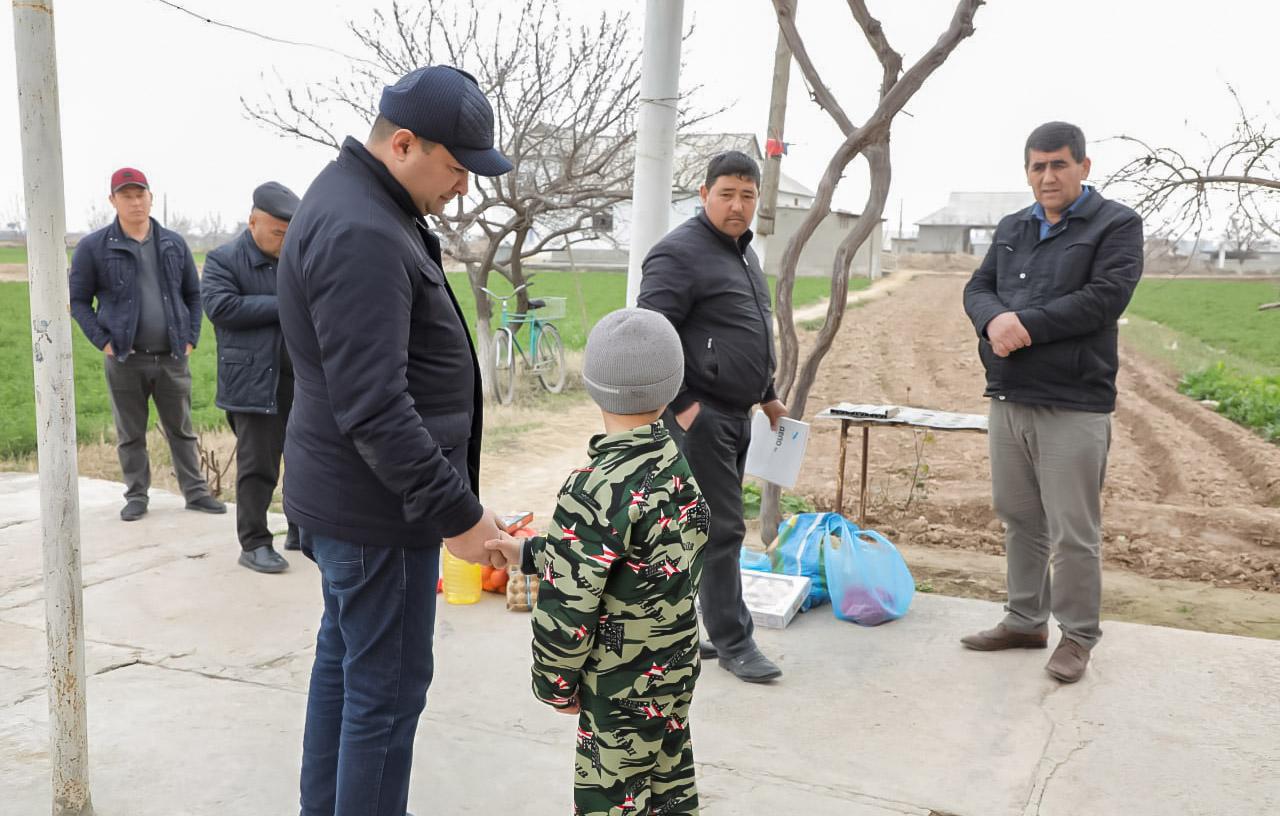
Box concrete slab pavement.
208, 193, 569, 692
2, 474, 1277, 814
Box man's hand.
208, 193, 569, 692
103, 342, 114, 357
185, 343, 194, 356
484, 531, 523, 568
674, 401, 701, 431
985, 312, 1032, 358
443, 508, 507, 568
761, 399, 789, 430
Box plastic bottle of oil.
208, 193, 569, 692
442, 548, 482, 605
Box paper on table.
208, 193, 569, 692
744, 411, 810, 489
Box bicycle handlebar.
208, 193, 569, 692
479, 282, 532, 301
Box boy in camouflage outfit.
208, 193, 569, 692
489, 308, 710, 816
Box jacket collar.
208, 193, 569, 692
106, 216, 170, 250
695, 209, 754, 255
588, 422, 671, 458
339, 137, 427, 224
1018, 185, 1104, 224
239, 229, 275, 268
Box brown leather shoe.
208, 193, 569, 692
1045, 638, 1090, 683
960, 623, 1048, 651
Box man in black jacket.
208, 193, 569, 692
279, 66, 512, 814
203, 182, 301, 574
69, 167, 225, 522
638, 151, 788, 684
961, 122, 1143, 684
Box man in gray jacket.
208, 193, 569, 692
639, 151, 788, 684
203, 181, 301, 574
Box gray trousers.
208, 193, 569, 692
989, 399, 1111, 649
104, 352, 211, 504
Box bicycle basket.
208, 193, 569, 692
529, 296, 566, 319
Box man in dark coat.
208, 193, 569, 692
278, 65, 512, 814
202, 181, 301, 574
961, 121, 1143, 684
638, 151, 789, 684
69, 167, 226, 521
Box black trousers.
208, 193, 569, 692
227, 372, 295, 552
664, 403, 755, 658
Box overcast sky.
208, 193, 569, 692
2, 0, 1277, 235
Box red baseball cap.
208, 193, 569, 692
110, 167, 149, 193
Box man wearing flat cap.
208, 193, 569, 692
202, 182, 302, 574
278, 65, 512, 813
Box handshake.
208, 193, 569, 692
441, 507, 528, 569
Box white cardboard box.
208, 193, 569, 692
699, 570, 810, 629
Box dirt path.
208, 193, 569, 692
796, 273, 1280, 600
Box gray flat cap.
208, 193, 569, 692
252, 181, 300, 222
582, 308, 684, 415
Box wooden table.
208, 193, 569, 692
815, 405, 989, 526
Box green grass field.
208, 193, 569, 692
1126, 279, 1280, 369
0, 246, 26, 264
0, 271, 843, 457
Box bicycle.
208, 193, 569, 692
479, 282, 567, 404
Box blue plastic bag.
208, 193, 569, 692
769, 512, 845, 610
823, 526, 915, 626
739, 547, 773, 573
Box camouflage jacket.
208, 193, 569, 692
524, 421, 709, 707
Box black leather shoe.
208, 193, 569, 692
698, 640, 718, 659
120, 499, 148, 522
283, 529, 301, 551
186, 495, 227, 514
719, 647, 782, 683
238, 545, 288, 574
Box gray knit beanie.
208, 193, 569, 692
582, 308, 684, 415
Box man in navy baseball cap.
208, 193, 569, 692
379, 64, 512, 177
281, 65, 513, 814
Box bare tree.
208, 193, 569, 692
760, 0, 985, 542
1105, 86, 1280, 251
244, 0, 710, 394
83, 202, 112, 232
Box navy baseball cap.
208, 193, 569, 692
379, 65, 512, 177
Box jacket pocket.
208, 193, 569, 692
220, 347, 253, 366
703, 336, 719, 382
420, 409, 471, 448
415, 259, 466, 350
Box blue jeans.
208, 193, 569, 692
299, 529, 439, 816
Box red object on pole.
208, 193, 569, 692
765, 138, 787, 158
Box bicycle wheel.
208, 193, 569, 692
535, 323, 566, 394
492, 328, 516, 405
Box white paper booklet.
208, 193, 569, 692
744, 411, 810, 489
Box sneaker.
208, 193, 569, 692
186, 495, 227, 514
238, 545, 289, 574
120, 498, 148, 522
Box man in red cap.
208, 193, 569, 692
69, 167, 225, 521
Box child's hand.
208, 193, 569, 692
553, 692, 580, 715
484, 532, 523, 569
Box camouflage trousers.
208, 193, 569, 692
573, 687, 698, 815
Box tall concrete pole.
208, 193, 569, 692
11, 1, 94, 813
625, 0, 684, 307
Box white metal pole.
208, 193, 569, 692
11, 2, 94, 814
625, 0, 684, 307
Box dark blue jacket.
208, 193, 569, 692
69, 217, 202, 360
278, 137, 484, 548
963, 189, 1143, 413
202, 230, 286, 414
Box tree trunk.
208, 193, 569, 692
467, 261, 496, 400
761, 141, 892, 545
